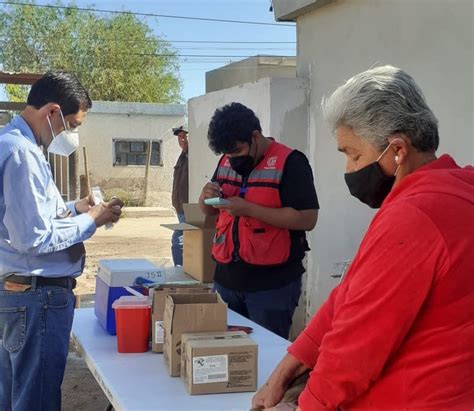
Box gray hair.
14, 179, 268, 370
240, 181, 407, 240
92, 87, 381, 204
322, 65, 439, 152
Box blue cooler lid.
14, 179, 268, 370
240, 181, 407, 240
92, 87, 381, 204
97, 259, 165, 287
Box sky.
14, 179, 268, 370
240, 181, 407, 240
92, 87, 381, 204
0, 0, 296, 103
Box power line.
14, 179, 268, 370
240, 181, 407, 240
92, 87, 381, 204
0, 38, 296, 51
171, 47, 295, 51
156, 40, 296, 44
0, 39, 295, 51
0, 56, 296, 66
0, 43, 294, 52
0, 51, 294, 59
0, 52, 296, 67
0, 37, 295, 44
0, 1, 295, 27
180, 65, 297, 71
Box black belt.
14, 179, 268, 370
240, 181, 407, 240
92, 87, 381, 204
5, 275, 76, 290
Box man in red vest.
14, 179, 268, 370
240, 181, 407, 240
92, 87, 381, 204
199, 102, 319, 339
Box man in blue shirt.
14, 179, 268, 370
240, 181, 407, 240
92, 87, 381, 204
0, 72, 123, 411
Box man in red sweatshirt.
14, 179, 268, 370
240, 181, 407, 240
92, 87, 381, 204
252, 66, 474, 410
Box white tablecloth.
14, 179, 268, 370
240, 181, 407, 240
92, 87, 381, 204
71, 308, 289, 411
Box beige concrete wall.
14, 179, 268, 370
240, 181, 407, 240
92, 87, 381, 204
295, 0, 474, 319
206, 57, 296, 93
78, 102, 185, 207
272, 0, 334, 21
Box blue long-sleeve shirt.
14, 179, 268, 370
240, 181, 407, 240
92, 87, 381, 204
0, 116, 96, 279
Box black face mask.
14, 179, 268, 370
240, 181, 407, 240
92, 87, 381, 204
229, 140, 256, 177
229, 155, 254, 177
344, 162, 395, 208
344, 143, 397, 208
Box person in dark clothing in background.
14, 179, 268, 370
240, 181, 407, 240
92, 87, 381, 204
199, 103, 319, 339
171, 126, 189, 266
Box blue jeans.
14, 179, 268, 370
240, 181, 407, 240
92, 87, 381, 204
0, 279, 75, 411
214, 277, 302, 339
171, 212, 185, 266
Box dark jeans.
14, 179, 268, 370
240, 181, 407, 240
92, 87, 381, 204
171, 212, 185, 266
0, 279, 75, 411
214, 277, 302, 339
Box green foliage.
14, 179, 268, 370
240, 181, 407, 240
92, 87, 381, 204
5, 84, 29, 102
0, 0, 182, 103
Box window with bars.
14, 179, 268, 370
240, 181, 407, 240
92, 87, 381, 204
113, 140, 162, 166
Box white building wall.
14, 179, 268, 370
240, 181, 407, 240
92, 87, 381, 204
296, 0, 474, 317
78, 102, 185, 207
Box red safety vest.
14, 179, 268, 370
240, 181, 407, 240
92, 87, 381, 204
212, 140, 293, 266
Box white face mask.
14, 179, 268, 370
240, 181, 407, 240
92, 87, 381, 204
47, 109, 80, 157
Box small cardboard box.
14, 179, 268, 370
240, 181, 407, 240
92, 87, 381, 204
152, 283, 212, 353
163, 293, 227, 377
181, 331, 258, 395
161, 204, 217, 283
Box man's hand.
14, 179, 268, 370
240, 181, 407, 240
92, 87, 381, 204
74, 195, 94, 214
106, 197, 124, 209
200, 182, 221, 201
87, 203, 122, 228
262, 403, 298, 411
214, 196, 252, 217
252, 354, 309, 411
252, 379, 287, 410
198, 182, 221, 215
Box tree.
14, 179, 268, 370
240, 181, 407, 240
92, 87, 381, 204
0, 0, 182, 103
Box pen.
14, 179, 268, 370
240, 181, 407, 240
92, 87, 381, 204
205, 175, 222, 197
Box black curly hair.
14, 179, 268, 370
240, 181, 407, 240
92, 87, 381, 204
207, 102, 262, 154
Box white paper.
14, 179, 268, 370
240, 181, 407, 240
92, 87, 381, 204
192, 355, 228, 384
91, 186, 113, 229
155, 321, 164, 344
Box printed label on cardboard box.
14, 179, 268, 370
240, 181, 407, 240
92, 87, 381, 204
155, 321, 164, 344
192, 355, 228, 384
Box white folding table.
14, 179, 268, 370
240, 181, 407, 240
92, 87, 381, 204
71, 308, 289, 411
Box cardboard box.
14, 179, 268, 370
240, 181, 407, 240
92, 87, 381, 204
151, 283, 212, 353
163, 293, 227, 377
181, 331, 258, 395
161, 204, 216, 283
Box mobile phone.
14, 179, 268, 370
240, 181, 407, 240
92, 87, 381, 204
204, 197, 230, 206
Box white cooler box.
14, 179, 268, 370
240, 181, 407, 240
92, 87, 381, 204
94, 259, 165, 335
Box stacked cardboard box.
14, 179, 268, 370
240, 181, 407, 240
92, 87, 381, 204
181, 331, 258, 395
163, 293, 227, 376
151, 283, 212, 353
161, 204, 216, 283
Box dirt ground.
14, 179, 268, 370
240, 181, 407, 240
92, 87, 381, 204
62, 213, 177, 411
75, 215, 177, 297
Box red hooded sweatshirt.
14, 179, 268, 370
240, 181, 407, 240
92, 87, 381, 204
289, 155, 474, 410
